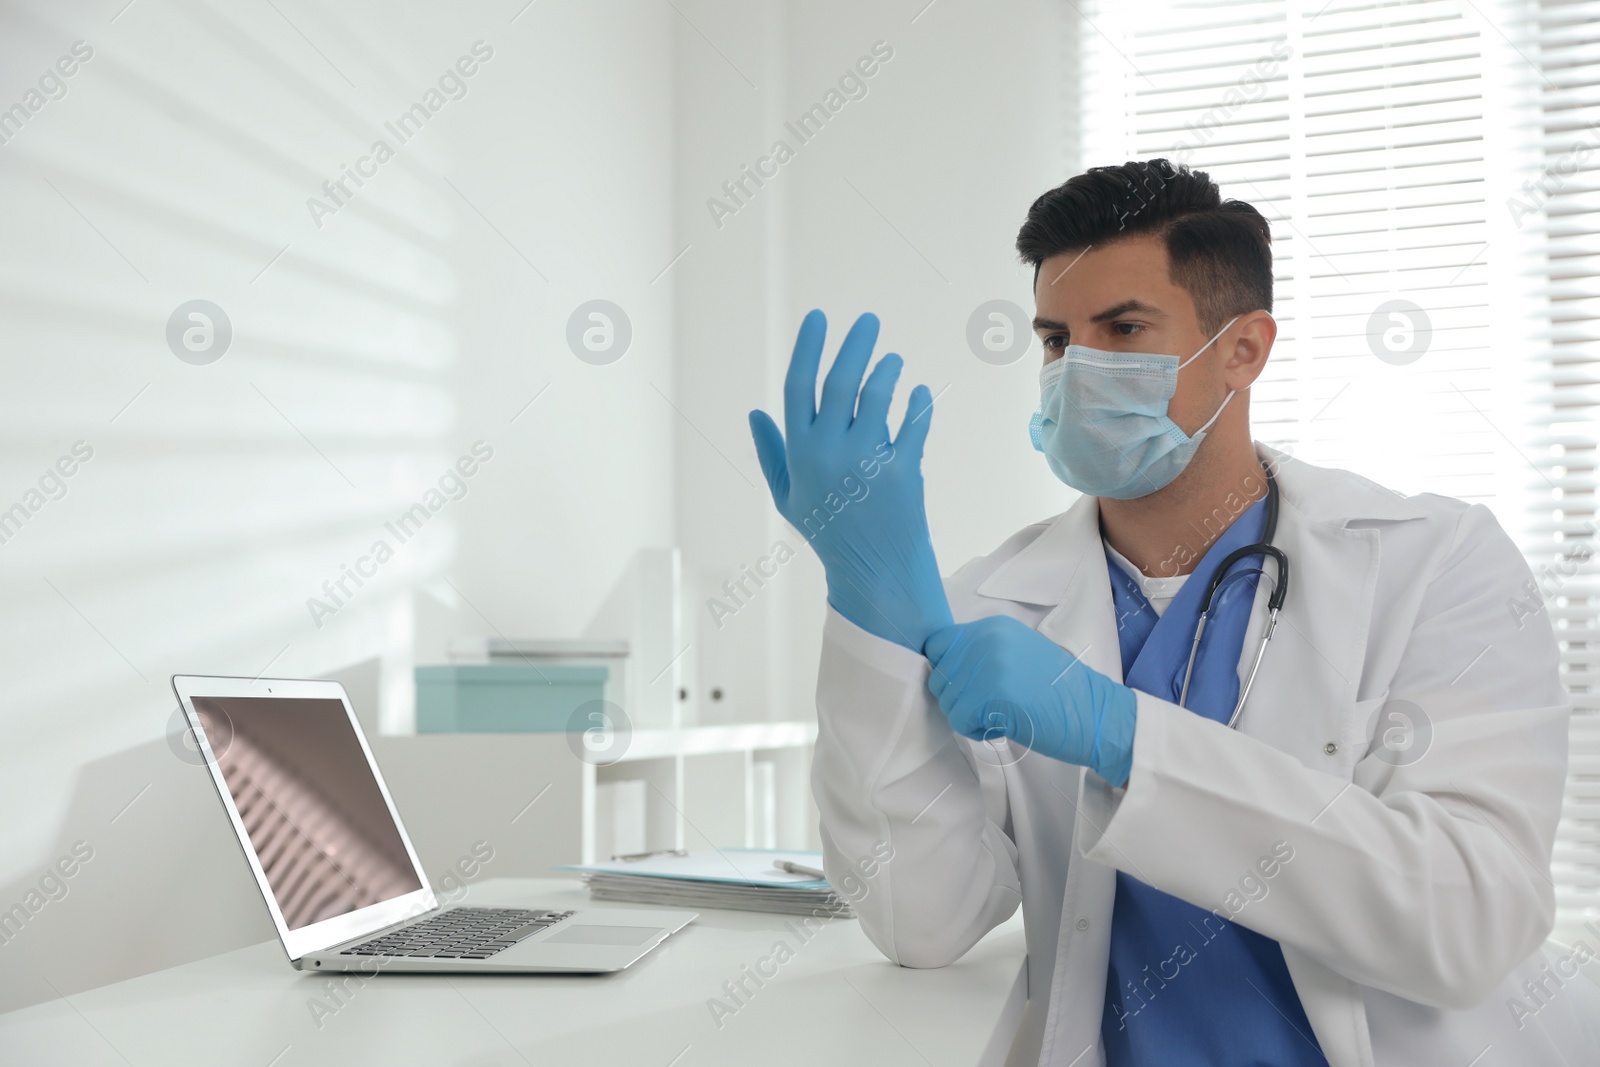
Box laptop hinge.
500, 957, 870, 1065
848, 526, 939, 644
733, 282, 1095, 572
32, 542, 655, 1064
319, 904, 442, 954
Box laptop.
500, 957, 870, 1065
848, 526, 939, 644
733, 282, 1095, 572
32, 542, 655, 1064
172, 674, 695, 974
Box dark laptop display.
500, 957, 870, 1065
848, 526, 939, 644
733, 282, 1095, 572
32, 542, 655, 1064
191, 696, 422, 929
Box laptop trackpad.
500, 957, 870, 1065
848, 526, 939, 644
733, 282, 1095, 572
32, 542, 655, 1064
543, 925, 660, 946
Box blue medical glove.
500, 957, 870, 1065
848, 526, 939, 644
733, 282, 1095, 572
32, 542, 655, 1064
924, 616, 1138, 787
749, 309, 953, 654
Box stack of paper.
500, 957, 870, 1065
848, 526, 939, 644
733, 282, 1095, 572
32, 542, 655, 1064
556, 849, 853, 918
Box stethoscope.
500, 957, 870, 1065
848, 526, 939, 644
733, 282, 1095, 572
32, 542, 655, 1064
1176, 464, 1289, 729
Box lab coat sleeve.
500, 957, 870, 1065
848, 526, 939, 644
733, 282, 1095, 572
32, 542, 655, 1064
812, 606, 1023, 969
1075, 503, 1570, 1010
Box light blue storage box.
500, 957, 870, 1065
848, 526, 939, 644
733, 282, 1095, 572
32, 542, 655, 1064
415, 664, 609, 733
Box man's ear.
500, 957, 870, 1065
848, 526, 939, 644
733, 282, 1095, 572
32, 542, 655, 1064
1224, 310, 1276, 390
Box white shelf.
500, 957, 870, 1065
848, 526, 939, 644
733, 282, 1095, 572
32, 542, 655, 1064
448, 637, 632, 660
616, 721, 815, 761
582, 721, 818, 864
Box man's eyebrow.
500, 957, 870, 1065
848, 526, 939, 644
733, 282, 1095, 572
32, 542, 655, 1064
1090, 299, 1164, 323
1032, 300, 1167, 333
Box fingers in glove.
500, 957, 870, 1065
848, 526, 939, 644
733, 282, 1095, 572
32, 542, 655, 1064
747, 410, 790, 509
784, 309, 827, 432
816, 313, 881, 432
924, 624, 974, 703
853, 352, 903, 437
923, 623, 963, 666
893, 382, 936, 465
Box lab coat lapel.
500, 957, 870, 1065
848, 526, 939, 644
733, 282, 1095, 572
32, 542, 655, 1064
1238, 452, 1387, 773
980, 495, 1125, 1066
1040, 500, 1125, 1062
976, 493, 1128, 683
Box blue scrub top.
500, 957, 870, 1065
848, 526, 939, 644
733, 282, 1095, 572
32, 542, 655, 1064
1099, 493, 1328, 1066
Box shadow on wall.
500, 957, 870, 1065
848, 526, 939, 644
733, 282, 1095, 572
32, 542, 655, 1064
0, 710, 587, 1015
0, 732, 277, 1015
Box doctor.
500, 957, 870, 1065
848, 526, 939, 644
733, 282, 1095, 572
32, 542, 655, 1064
748, 159, 1596, 1065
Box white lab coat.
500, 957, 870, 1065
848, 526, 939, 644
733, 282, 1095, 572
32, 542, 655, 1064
812, 444, 1600, 1066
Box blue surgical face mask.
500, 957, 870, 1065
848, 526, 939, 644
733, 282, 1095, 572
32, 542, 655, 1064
1029, 316, 1241, 499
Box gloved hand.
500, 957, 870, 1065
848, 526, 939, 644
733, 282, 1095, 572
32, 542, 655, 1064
924, 616, 1138, 787
749, 309, 953, 654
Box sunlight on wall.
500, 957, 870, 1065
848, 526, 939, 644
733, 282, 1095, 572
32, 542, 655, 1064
0, 0, 681, 905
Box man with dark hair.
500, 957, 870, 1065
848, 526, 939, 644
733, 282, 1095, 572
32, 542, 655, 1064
750, 160, 1580, 1065
1015, 158, 1275, 337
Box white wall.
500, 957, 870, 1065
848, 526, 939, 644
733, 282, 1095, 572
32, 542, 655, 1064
780, 0, 1078, 565
0, 0, 677, 1010
675, 0, 1078, 728
0, 0, 1077, 1009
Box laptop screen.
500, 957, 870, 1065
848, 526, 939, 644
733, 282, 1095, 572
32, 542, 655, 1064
190, 695, 423, 930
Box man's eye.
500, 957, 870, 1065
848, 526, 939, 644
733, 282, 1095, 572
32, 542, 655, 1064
1042, 334, 1067, 350
1112, 322, 1144, 337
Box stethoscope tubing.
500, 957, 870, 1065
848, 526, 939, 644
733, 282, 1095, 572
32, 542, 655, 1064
1176, 465, 1288, 726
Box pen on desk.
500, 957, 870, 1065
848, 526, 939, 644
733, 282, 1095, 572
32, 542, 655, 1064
773, 859, 827, 880
611, 849, 688, 862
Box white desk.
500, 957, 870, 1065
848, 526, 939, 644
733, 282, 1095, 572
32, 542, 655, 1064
0, 878, 1027, 1066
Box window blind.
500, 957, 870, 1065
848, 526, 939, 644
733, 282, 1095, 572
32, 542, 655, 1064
1527, 0, 1600, 947
1069, 0, 1599, 943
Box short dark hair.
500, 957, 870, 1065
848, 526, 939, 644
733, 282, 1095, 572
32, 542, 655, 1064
1015, 158, 1273, 335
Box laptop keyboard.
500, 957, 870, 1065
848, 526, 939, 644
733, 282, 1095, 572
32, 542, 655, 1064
339, 907, 576, 959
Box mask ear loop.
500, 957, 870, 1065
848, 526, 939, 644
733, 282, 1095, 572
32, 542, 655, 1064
1194, 385, 1237, 435
1177, 314, 1242, 371
1178, 314, 1245, 436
